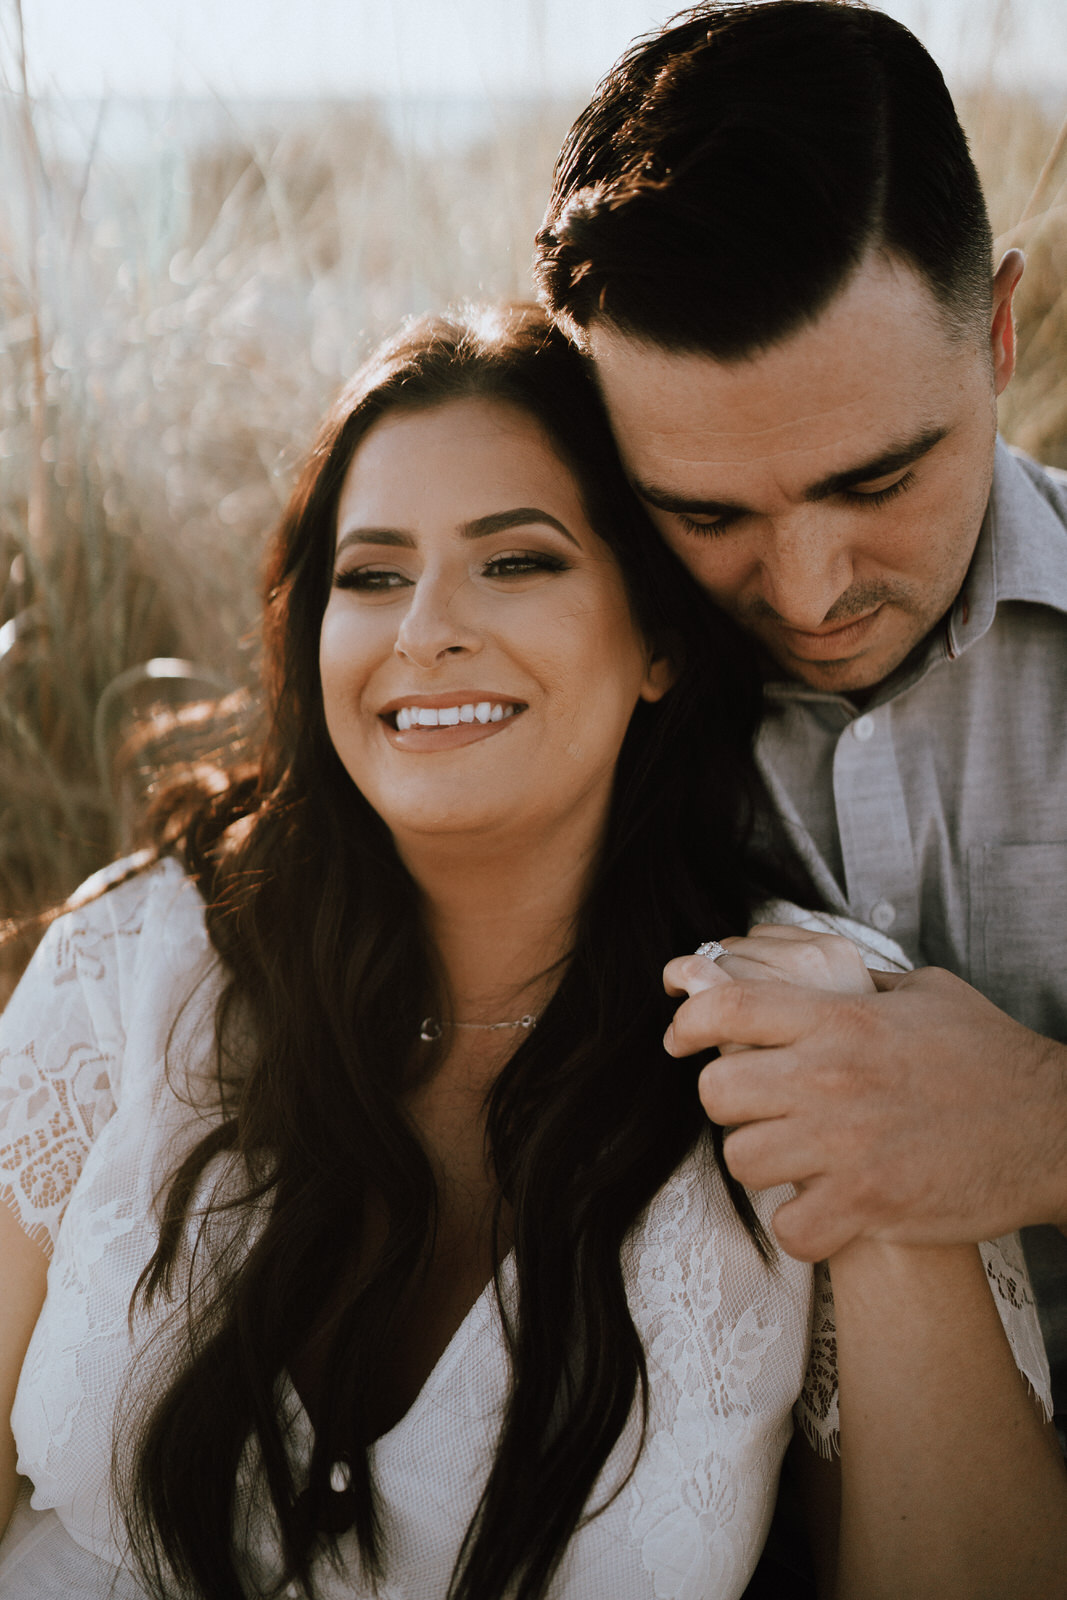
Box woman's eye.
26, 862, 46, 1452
483, 551, 569, 579
332, 567, 410, 592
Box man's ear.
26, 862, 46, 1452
991, 249, 1025, 396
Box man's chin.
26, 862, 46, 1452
762, 636, 913, 696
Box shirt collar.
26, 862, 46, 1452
946, 437, 1067, 657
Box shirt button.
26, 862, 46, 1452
852, 715, 876, 741
870, 899, 896, 931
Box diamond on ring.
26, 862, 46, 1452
695, 940, 729, 962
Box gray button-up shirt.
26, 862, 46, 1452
755, 436, 1067, 1409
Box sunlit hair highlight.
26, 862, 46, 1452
536, 2, 994, 357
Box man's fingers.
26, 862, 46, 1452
698, 1050, 796, 1126
665, 976, 832, 1057
768, 1180, 861, 1263
720, 1118, 823, 1190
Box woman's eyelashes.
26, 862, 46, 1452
332, 548, 571, 590
482, 550, 570, 578
332, 565, 410, 592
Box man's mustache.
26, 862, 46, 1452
741, 579, 916, 628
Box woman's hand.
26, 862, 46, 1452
666, 923, 876, 999
663, 924, 875, 1056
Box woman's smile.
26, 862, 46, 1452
319, 395, 671, 844
379, 692, 527, 749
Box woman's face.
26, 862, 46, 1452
319, 396, 672, 854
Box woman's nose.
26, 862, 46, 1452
393, 574, 482, 668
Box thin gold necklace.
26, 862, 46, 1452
418, 1014, 538, 1042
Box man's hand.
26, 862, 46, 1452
663, 957, 1067, 1261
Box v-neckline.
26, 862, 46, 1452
283, 1253, 514, 1456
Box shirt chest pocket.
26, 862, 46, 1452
968, 842, 1067, 1040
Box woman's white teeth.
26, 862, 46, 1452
394, 702, 516, 731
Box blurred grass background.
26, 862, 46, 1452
0, 0, 1065, 991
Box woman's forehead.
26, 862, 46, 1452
335, 395, 594, 543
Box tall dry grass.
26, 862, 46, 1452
0, 8, 1065, 990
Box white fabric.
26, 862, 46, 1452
0, 861, 1051, 1599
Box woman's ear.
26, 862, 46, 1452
639, 647, 679, 703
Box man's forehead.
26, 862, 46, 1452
586, 323, 974, 505
585, 250, 972, 463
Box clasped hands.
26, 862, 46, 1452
663, 926, 1067, 1262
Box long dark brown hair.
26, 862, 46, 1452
117, 304, 807, 1600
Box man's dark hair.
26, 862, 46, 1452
535, 1, 994, 357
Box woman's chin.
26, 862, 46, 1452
374, 792, 528, 849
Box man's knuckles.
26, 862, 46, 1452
720, 1123, 808, 1189
697, 1055, 756, 1124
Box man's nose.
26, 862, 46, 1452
393, 574, 481, 668
756, 515, 854, 630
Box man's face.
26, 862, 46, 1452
588, 251, 1020, 694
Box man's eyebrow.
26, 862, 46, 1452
804, 425, 949, 501
633, 425, 949, 519
633, 483, 748, 520
335, 507, 578, 556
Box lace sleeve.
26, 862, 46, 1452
795, 1233, 1054, 1457
0, 869, 149, 1255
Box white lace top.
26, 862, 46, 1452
0, 860, 1051, 1600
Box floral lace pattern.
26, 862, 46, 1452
623, 1169, 807, 1600
0, 895, 133, 1253
0, 865, 1054, 1600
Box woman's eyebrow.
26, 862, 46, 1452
461, 507, 578, 545
335, 527, 415, 556
335, 508, 578, 556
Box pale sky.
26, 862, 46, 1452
11, 0, 1067, 100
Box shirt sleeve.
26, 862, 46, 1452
0, 870, 149, 1255
795, 1233, 1054, 1457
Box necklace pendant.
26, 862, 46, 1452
419, 1018, 443, 1042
